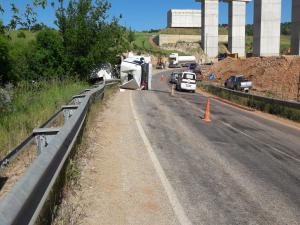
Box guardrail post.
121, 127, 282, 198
33, 128, 60, 155
72, 95, 86, 105
62, 105, 79, 122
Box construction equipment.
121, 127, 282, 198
156, 56, 165, 69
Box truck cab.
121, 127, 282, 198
176, 72, 197, 93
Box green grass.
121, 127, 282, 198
159, 28, 200, 35
0, 80, 88, 158
246, 35, 291, 54
159, 27, 228, 35
133, 32, 177, 56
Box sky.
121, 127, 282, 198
0, 0, 293, 31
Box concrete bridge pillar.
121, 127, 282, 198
291, 0, 300, 55
200, 0, 219, 58
228, 0, 247, 57
253, 0, 281, 56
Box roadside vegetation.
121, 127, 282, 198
0, 80, 88, 158
0, 0, 133, 155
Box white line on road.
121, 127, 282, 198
130, 92, 193, 225
222, 121, 300, 163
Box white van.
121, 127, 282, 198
176, 72, 197, 93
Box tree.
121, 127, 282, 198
55, 0, 130, 79
27, 29, 65, 80
0, 36, 11, 85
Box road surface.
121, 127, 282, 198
66, 70, 300, 225
131, 70, 300, 225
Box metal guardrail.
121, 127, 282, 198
204, 84, 300, 110
0, 79, 119, 225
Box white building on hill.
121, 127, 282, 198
167, 9, 202, 28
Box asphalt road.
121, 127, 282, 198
131, 70, 300, 225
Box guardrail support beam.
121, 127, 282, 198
33, 128, 60, 154
72, 95, 86, 105
62, 105, 79, 122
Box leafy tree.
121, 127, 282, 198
55, 0, 130, 79
0, 36, 11, 85
128, 28, 136, 44
27, 29, 65, 80
246, 24, 253, 36
281, 22, 291, 35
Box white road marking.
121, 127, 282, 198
222, 121, 300, 163
130, 92, 193, 225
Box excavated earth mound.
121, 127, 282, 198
205, 56, 300, 100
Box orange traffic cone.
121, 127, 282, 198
202, 97, 211, 122
160, 75, 164, 82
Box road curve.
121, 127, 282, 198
131, 70, 300, 225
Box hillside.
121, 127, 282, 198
205, 56, 300, 100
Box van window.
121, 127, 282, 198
183, 73, 195, 80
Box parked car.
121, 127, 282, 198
224, 75, 252, 92
170, 72, 179, 84
169, 62, 181, 68
182, 63, 191, 68
156, 63, 165, 69
176, 72, 197, 93
188, 63, 199, 71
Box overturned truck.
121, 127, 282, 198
120, 55, 152, 90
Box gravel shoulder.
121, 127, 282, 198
55, 89, 178, 225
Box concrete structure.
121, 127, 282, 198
200, 0, 219, 58
291, 0, 300, 55
167, 9, 202, 28
253, 0, 281, 56
156, 34, 228, 46
228, 1, 248, 57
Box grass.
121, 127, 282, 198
133, 32, 177, 56
0, 79, 88, 158
159, 27, 228, 35
246, 35, 291, 54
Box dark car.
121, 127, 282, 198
188, 63, 199, 71
224, 75, 252, 92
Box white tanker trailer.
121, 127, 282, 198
169, 53, 196, 67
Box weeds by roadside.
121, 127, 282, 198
0, 79, 88, 159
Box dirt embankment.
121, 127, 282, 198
205, 56, 300, 100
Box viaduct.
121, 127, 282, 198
195, 0, 300, 58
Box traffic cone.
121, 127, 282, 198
160, 75, 164, 82
202, 97, 211, 122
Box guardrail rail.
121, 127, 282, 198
0, 79, 119, 225
202, 84, 300, 121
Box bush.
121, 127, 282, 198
17, 31, 26, 38
27, 29, 65, 80
0, 88, 11, 112
0, 36, 11, 85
